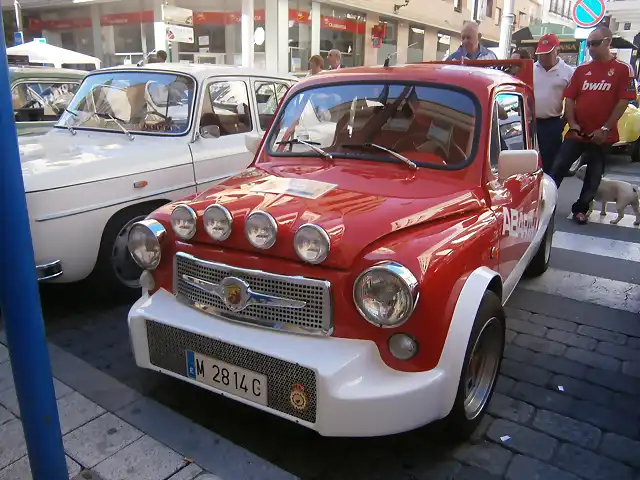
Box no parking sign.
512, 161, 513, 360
572, 0, 606, 29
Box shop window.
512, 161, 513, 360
437, 33, 451, 61
201, 80, 252, 136
408, 26, 425, 63
255, 81, 290, 130
12, 82, 80, 122
495, 7, 502, 25
377, 17, 398, 66
319, 5, 366, 68
289, 0, 312, 73
485, 0, 494, 18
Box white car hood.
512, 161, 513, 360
20, 128, 191, 193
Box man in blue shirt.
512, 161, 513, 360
446, 22, 498, 61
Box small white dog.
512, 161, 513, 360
576, 164, 640, 226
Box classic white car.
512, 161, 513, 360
22, 63, 296, 293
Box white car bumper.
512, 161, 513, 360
128, 289, 453, 437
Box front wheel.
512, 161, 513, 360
441, 291, 505, 441
524, 211, 554, 278
88, 204, 158, 297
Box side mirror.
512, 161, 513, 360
200, 124, 220, 139
245, 131, 263, 155
498, 149, 539, 181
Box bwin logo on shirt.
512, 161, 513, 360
582, 80, 612, 91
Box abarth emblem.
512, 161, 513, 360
220, 277, 250, 311
289, 384, 308, 411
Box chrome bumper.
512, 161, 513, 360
37, 260, 63, 281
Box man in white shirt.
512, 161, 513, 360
533, 33, 575, 173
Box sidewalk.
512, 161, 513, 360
0, 330, 297, 480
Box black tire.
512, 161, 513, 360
630, 139, 640, 163
524, 211, 554, 278
441, 290, 505, 441
87, 202, 163, 298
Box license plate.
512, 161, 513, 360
186, 350, 267, 406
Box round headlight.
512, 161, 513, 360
171, 204, 197, 240
294, 224, 330, 264
128, 220, 166, 270
353, 262, 419, 328
245, 211, 277, 249
203, 204, 232, 241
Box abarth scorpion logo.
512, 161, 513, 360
220, 277, 250, 311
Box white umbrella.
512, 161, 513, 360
7, 41, 100, 69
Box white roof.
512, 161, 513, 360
7, 41, 101, 69
98, 62, 298, 82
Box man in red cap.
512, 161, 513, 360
550, 26, 637, 224
533, 33, 575, 173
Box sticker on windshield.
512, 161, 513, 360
251, 177, 337, 199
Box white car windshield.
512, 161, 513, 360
56, 71, 196, 135
267, 83, 479, 169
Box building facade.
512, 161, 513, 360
3, 0, 543, 73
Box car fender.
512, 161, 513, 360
618, 104, 640, 144
435, 265, 502, 419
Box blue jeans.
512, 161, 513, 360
536, 117, 564, 174
550, 139, 611, 215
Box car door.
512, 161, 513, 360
189, 77, 257, 192
12, 80, 81, 136
251, 78, 292, 134
487, 90, 539, 282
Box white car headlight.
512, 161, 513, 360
353, 262, 419, 328
171, 204, 197, 240
128, 220, 166, 270
245, 211, 277, 249
294, 224, 330, 264
203, 204, 232, 241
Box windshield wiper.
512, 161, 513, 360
93, 112, 134, 141
342, 142, 417, 170
62, 108, 79, 135
276, 138, 332, 159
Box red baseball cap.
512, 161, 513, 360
535, 33, 560, 54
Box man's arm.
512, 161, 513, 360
603, 99, 629, 131
603, 64, 636, 130
563, 67, 581, 130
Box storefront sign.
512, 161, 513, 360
101, 11, 153, 26
166, 24, 194, 43
28, 17, 91, 31
290, 9, 311, 24
162, 5, 193, 26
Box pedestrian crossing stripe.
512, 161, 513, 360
565, 211, 640, 229
552, 231, 640, 263
519, 268, 640, 314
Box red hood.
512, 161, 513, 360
177, 161, 485, 269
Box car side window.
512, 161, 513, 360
526, 94, 537, 151
490, 92, 525, 173
255, 81, 290, 130
12, 82, 80, 122
200, 80, 252, 137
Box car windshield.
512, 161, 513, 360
267, 82, 478, 168
56, 71, 196, 135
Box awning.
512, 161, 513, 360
6, 41, 101, 69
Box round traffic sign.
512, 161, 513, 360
572, 0, 606, 29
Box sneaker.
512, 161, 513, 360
573, 212, 588, 224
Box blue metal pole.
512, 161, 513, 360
0, 10, 69, 480
578, 39, 587, 65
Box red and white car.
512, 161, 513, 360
125, 60, 557, 438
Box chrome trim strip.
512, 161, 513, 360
182, 274, 307, 310
36, 259, 63, 281
34, 183, 195, 222
174, 252, 333, 336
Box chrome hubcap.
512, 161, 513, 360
463, 317, 503, 420
111, 215, 147, 288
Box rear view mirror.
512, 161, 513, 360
498, 149, 539, 181
200, 124, 220, 139
245, 132, 262, 155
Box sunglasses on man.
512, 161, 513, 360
586, 37, 609, 48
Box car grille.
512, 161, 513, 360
174, 252, 332, 335
145, 320, 317, 423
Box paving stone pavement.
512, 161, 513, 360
28, 289, 640, 480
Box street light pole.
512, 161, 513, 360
0, 10, 69, 480
14, 0, 22, 32
498, 0, 516, 59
